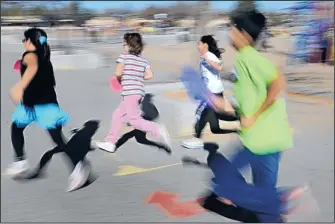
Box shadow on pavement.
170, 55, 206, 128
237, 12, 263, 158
14, 120, 100, 190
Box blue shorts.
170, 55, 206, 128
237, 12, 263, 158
12, 103, 70, 129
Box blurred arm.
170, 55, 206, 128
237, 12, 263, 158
253, 72, 286, 119
115, 53, 125, 81
17, 53, 38, 89
205, 59, 224, 72
144, 64, 153, 80
144, 68, 153, 80
115, 63, 124, 81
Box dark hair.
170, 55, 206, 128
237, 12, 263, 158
24, 27, 55, 87
123, 33, 144, 56
200, 35, 221, 59
231, 10, 266, 42
24, 27, 51, 61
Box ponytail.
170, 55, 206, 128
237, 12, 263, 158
37, 35, 50, 61
24, 28, 50, 62
43, 43, 51, 61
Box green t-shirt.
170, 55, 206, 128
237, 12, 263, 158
233, 46, 293, 155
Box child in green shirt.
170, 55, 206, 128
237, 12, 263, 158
209, 10, 303, 222
212, 9, 292, 184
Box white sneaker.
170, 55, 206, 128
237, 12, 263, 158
5, 160, 29, 177
181, 137, 204, 149
158, 125, 171, 148
95, 141, 116, 153
67, 161, 90, 192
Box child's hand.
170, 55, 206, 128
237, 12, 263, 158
10, 84, 24, 104
116, 75, 122, 82
144, 68, 154, 80
240, 116, 257, 128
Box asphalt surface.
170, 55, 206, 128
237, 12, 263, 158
1, 46, 334, 222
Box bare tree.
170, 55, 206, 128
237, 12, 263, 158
237, 1, 257, 12
69, 1, 81, 16
1, 1, 25, 16
231, 1, 257, 19
198, 1, 212, 35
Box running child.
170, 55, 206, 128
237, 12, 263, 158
181, 35, 238, 149
209, 10, 307, 222
96, 33, 170, 153
5, 28, 89, 191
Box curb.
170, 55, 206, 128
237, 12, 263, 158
51, 53, 103, 71
287, 91, 334, 105
54, 66, 77, 71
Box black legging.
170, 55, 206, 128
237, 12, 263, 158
200, 191, 261, 223
194, 93, 239, 138
11, 123, 67, 161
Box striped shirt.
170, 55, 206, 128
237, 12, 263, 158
117, 52, 150, 96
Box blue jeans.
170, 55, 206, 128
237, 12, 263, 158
210, 145, 287, 222
231, 146, 283, 222
230, 146, 282, 188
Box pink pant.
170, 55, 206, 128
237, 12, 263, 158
106, 95, 160, 144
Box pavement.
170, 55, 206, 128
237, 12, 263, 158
1, 44, 334, 222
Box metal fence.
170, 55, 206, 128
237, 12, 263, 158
1, 26, 200, 51
1, 23, 229, 75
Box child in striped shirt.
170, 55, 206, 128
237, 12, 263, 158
96, 33, 171, 153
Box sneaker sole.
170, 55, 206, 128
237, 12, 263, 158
4, 168, 29, 177
67, 167, 91, 192
95, 142, 116, 153
181, 143, 204, 149
160, 129, 171, 148
97, 146, 116, 153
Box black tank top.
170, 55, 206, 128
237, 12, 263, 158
20, 51, 58, 107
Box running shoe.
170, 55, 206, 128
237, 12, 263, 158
158, 124, 171, 148
5, 160, 29, 177
95, 141, 116, 153
67, 161, 90, 192
282, 185, 320, 222
181, 137, 204, 149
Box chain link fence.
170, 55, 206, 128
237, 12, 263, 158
1, 5, 231, 81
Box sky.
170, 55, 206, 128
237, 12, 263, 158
80, 1, 298, 12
